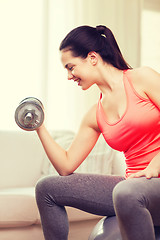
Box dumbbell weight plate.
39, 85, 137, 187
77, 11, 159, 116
15, 97, 44, 131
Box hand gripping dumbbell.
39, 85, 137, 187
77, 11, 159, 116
15, 97, 44, 131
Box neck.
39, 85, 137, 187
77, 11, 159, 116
96, 64, 124, 94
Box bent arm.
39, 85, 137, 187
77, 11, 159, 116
36, 104, 101, 176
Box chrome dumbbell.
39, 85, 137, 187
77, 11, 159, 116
15, 97, 44, 131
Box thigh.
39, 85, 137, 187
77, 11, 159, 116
37, 173, 125, 216
140, 177, 160, 226
115, 177, 160, 226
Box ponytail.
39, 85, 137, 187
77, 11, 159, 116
59, 25, 131, 70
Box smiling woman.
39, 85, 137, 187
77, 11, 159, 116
2, 1, 160, 240
34, 21, 160, 240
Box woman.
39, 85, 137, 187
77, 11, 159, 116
35, 25, 160, 240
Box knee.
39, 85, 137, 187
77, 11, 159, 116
35, 176, 47, 193
113, 180, 140, 214
35, 176, 49, 202
35, 176, 57, 203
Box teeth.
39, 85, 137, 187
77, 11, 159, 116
74, 79, 80, 82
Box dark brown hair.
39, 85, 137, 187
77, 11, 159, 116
59, 25, 131, 70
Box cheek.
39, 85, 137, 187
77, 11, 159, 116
72, 68, 79, 76
84, 69, 95, 80
74, 64, 94, 79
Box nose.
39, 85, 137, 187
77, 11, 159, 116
67, 71, 74, 80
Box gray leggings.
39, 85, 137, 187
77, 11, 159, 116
35, 173, 160, 240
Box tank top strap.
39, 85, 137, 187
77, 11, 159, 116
99, 69, 135, 106
123, 69, 136, 101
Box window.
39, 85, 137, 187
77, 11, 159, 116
141, 0, 160, 71
0, 0, 47, 130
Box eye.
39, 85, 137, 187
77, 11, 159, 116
68, 66, 74, 71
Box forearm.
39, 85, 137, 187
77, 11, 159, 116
36, 105, 100, 176
36, 124, 70, 176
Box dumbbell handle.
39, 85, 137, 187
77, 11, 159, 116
24, 112, 34, 125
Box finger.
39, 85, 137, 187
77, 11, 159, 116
146, 171, 159, 179
127, 173, 135, 179
146, 173, 153, 179
128, 171, 145, 179
146, 175, 152, 179
128, 173, 141, 178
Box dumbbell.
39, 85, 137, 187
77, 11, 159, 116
15, 97, 44, 131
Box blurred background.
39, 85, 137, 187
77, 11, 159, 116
0, 0, 159, 132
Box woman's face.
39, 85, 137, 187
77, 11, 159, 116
60, 49, 98, 90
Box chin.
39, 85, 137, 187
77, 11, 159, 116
81, 85, 90, 91
82, 83, 94, 91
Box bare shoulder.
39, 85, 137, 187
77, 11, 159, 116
81, 103, 101, 133
127, 66, 160, 95
128, 66, 160, 84
128, 66, 160, 108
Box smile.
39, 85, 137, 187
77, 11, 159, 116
74, 78, 81, 85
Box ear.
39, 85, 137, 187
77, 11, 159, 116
87, 51, 98, 66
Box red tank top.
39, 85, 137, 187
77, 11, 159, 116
96, 70, 160, 178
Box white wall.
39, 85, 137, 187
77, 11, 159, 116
0, 0, 47, 130
0, 0, 143, 132
141, 0, 160, 72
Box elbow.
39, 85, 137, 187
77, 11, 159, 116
58, 168, 74, 176
59, 171, 73, 176
56, 156, 76, 176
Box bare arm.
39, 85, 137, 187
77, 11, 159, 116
36, 104, 101, 176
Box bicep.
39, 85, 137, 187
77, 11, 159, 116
66, 105, 101, 173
